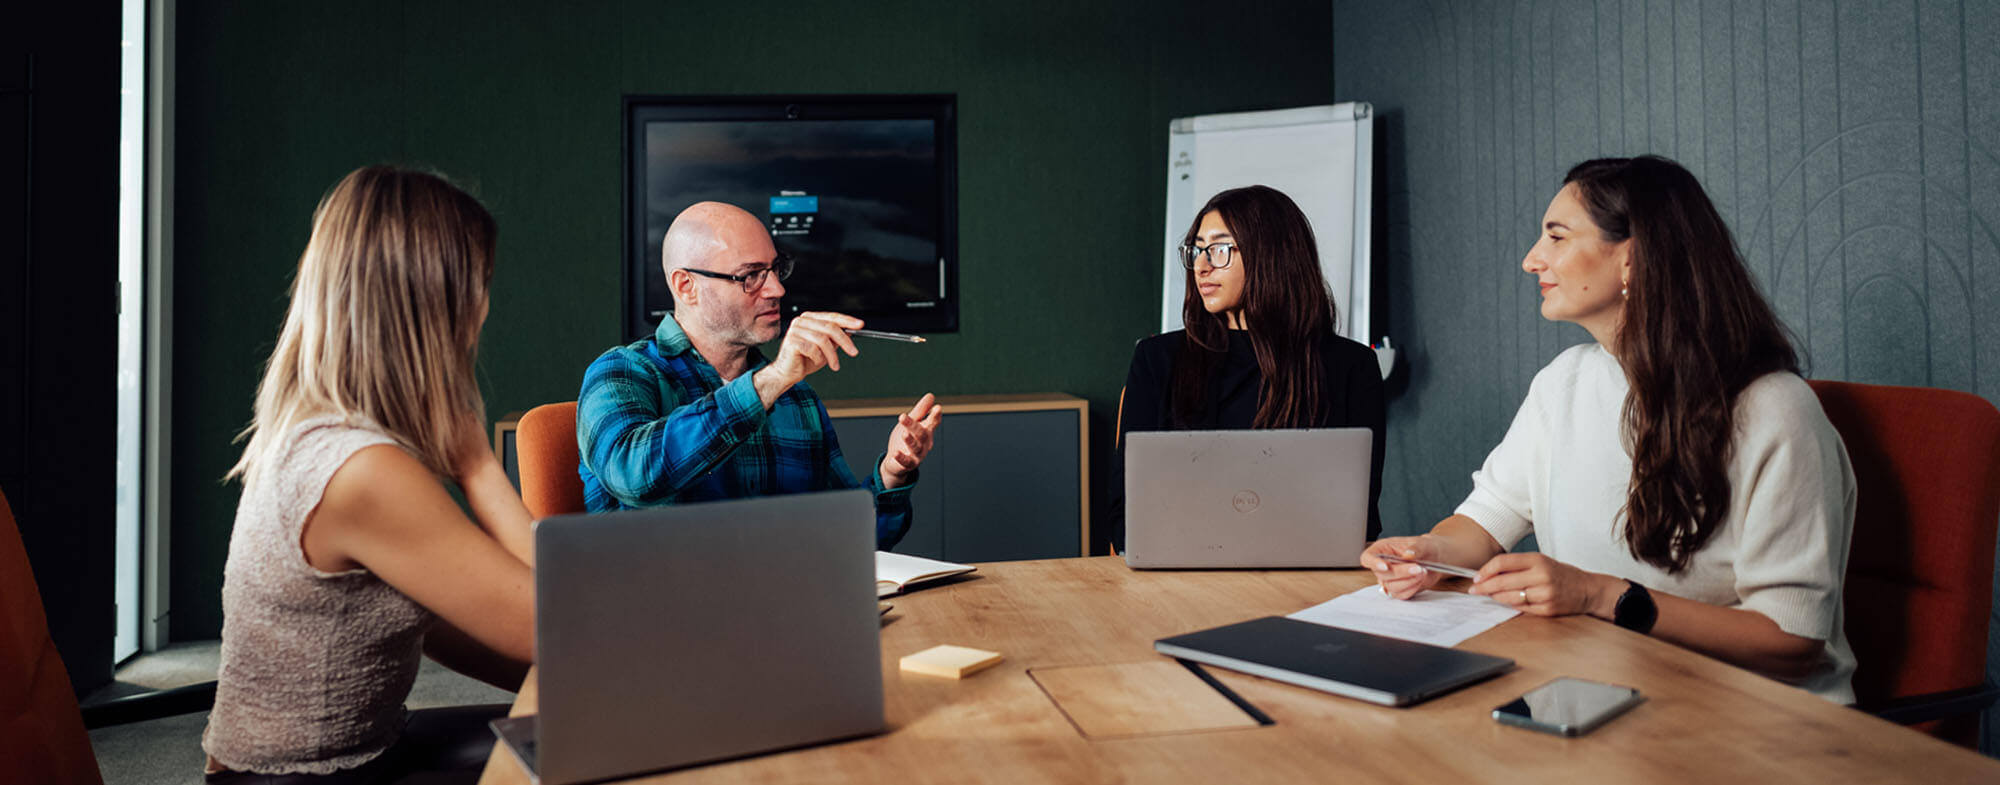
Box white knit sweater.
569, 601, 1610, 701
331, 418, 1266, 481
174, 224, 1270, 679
1455, 343, 1857, 703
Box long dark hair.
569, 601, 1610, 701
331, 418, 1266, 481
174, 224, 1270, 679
1170, 185, 1338, 428
1564, 156, 1799, 573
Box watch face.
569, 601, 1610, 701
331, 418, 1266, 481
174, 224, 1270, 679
1614, 582, 1657, 633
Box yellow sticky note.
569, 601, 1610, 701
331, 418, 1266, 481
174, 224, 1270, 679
900, 644, 1004, 679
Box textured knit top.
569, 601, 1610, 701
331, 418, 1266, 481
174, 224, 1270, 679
1455, 344, 1857, 703
202, 417, 435, 774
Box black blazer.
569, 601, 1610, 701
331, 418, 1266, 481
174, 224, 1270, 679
1108, 329, 1386, 551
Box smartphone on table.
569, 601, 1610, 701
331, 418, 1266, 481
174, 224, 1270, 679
1491, 677, 1644, 737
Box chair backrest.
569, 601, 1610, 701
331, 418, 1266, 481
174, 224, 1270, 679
518, 402, 587, 520
0, 485, 105, 785
1114, 386, 1126, 450
1809, 380, 2000, 711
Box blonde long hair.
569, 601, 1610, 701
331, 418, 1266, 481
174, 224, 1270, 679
228, 166, 496, 486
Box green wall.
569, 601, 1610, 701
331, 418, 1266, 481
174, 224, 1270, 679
169, 1, 1334, 638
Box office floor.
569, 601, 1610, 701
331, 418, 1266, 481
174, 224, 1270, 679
85, 641, 516, 785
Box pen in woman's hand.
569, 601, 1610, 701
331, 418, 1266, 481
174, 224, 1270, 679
1379, 554, 1480, 580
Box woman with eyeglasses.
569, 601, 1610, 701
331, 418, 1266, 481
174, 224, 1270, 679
1362, 156, 1856, 702
1107, 184, 1386, 552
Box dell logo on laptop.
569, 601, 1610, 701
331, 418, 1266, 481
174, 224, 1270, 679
1312, 642, 1348, 655
1231, 490, 1261, 513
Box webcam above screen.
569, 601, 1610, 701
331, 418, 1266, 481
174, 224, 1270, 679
623, 95, 959, 343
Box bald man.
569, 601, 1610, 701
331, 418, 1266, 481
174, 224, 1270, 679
576, 202, 942, 548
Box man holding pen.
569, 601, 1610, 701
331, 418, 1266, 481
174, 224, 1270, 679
577, 201, 943, 548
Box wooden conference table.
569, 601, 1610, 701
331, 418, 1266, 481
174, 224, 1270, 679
479, 557, 2000, 784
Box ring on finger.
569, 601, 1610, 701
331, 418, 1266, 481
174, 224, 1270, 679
1517, 589, 1528, 604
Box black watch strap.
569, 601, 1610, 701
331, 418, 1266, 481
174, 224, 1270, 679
1612, 580, 1657, 634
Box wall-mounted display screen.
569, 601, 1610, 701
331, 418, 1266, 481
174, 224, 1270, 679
625, 95, 958, 341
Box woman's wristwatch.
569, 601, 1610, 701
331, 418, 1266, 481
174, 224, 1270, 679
1612, 580, 1657, 634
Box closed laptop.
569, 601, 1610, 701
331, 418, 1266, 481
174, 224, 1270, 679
1124, 428, 1371, 568
1155, 616, 1514, 707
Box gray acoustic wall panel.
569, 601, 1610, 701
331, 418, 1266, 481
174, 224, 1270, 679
837, 410, 1082, 562
932, 410, 1083, 563
500, 429, 521, 493
1334, 0, 2000, 752
836, 410, 1088, 564
835, 414, 949, 561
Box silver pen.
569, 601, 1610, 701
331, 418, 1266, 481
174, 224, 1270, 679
1378, 554, 1481, 580
845, 328, 927, 344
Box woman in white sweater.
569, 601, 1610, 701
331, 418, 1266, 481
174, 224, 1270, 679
1362, 155, 1857, 702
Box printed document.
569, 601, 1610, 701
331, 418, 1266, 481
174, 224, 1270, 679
1288, 586, 1519, 647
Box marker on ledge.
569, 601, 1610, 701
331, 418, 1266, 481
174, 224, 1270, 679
846, 328, 927, 344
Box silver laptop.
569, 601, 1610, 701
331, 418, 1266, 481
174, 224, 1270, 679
1123, 428, 1372, 569
492, 490, 883, 784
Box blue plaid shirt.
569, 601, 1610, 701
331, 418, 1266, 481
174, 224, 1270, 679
576, 315, 914, 548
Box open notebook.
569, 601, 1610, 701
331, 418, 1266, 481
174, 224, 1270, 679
877, 551, 975, 597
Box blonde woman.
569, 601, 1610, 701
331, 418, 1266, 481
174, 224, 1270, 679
202, 166, 535, 784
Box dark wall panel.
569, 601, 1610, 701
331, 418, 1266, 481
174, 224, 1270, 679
1, 75, 25, 483
2, 5, 120, 694
1335, 0, 2000, 753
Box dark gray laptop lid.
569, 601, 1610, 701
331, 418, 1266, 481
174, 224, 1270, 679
530, 490, 883, 784
1155, 616, 1513, 707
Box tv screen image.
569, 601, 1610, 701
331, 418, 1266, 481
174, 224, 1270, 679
625, 96, 958, 341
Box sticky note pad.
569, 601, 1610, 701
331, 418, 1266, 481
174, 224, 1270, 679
900, 644, 1003, 679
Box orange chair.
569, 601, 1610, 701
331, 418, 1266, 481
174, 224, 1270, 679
517, 402, 588, 520
1114, 386, 1126, 449
0, 485, 105, 785
1810, 380, 2000, 747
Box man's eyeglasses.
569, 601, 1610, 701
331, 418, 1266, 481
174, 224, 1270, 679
1178, 242, 1236, 270
681, 254, 795, 293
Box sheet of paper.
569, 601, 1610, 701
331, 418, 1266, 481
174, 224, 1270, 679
1287, 586, 1519, 647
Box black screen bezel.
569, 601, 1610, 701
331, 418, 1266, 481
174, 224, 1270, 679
621, 94, 960, 343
